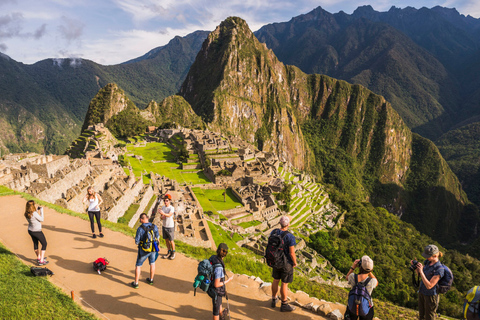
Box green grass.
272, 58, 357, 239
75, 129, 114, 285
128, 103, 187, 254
0, 185, 17, 196
125, 142, 210, 184
191, 188, 243, 214
0, 243, 97, 319
118, 203, 140, 225
237, 220, 262, 229
207, 221, 241, 250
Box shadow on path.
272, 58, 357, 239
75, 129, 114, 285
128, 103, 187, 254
50, 255, 132, 287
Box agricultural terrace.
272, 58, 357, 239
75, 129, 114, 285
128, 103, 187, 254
124, 142, 210, 185
191, 188, 243, 216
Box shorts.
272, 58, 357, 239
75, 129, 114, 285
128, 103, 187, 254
272, 262, 294, 283
162, 226, 175, 241
135, 247, 156, 266
211, 286, 226, 315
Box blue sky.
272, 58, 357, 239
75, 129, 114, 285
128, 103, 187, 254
1, 0, 479, 65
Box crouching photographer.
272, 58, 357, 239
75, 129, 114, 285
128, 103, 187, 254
345, 256, 378, 320
411, 244, 445, 320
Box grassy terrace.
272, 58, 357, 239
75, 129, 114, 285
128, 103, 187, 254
125, 142, 210, 185
191, 188, 243, 215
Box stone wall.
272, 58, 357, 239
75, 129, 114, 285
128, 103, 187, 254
128, 185, 154, 228
30, 155, 70, 178
107, 178, 144, 222
219, 206, 249, 216
66, 167, 118, 212
36, 162, 90, 204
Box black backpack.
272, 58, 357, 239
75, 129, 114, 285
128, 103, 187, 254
265, 229, 289, 269
31, 267, 54, 277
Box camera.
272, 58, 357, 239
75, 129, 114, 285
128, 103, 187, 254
409, 259, 419, 271
357, 259, 362, 268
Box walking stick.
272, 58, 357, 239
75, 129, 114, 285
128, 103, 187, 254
225, 288, 231, 320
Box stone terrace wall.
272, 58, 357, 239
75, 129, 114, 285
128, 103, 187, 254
66, 167, 119, 212
107, 179, 144, 222
30, 155, 70, 178
36, 161, 90, 204
128, 185, 154, 228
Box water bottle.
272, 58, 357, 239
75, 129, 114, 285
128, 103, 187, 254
153, 241, 159, 252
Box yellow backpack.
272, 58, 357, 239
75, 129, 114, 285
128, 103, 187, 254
464, 286, 480, 319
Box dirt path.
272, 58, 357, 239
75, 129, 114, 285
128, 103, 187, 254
0, 195, 341, 320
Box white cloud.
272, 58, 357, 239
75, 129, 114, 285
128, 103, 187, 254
57, 15, 84, 42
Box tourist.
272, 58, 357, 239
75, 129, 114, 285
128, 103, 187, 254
345, 255, 378, 320
413, 244, 445, 320
131, 213, 159, 288
270, 215, 297, 312
210, 243, 232, 320
159, 194, 176, 260
83, 186, 103, 238
24, 200, 48, 265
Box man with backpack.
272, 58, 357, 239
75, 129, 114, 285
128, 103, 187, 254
210, 243, 232, 320
345, 256, 378, 320
131, 213, 159, 288
267, 215, 297, 312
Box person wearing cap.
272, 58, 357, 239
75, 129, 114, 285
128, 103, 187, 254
413, 244, 445, 320
270, 215, 297, 312
209, 243, 232, 320
345, 255, 378, 320
158, 194, 176, 260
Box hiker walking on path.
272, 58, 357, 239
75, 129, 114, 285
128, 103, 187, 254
210, 243, 232, 320
159, 193, 176, 260
24, 200, 48, 265
345, 256, 378, 320
269, 215, 297, 312
132, 213, 159, 288
413, 244, 445, 320
83, 186, 103, 239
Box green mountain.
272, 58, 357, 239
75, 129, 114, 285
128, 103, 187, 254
0, 31, 208, 155
254, 6, 469, 139
179, 16, 477, 247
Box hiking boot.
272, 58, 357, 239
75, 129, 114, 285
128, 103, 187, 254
99, 233, 104, 238
38, 260, 49, 266
131, 282, 139, 289
92, 234, 96, 239
162, 251, 171, 259
280, 303, 295, 312
146, 278, 154, 285
168, 252, 176, 260
271, 297, 278, 308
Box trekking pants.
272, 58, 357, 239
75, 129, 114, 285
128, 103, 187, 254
418, 292, 439, 320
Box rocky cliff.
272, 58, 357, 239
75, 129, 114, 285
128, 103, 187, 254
180, 17, 475, 245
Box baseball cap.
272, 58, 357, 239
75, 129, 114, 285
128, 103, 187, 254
361, 255, 374, 272
164, 194, 172, 200
421, 244, 439, 258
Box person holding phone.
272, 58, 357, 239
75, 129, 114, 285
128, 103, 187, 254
24, 200, 48, 265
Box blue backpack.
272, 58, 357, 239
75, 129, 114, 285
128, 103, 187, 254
347, 274, 372, 316
193, 257, 222, 296
435, 263, 453, 294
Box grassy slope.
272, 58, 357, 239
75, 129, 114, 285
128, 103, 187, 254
125, 142, 210, 184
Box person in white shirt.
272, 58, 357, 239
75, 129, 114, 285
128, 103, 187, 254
83, 187, 104, 239
159, 194, 176, 260
24, 200, 48, 265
